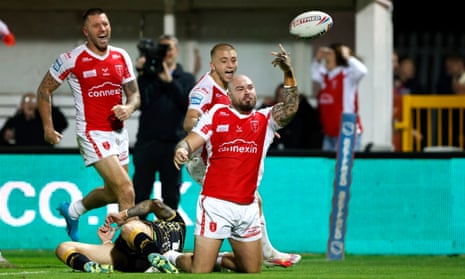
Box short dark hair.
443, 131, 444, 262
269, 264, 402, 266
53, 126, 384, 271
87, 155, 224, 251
210, 43, 235, 58
82, 8, 106, 21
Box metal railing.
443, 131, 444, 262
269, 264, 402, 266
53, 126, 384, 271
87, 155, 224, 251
395, 95, 465, 152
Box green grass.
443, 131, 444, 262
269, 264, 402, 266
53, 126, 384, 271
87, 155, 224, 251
1, 251, 465, 278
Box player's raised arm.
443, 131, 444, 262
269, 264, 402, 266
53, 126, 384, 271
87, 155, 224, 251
270, 44, 299, 127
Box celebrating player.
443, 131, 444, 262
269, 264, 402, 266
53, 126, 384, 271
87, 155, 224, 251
183, 43, 301, 267
36, 8, 141, 241
165, 44, 299, 273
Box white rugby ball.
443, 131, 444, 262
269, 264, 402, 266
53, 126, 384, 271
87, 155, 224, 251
289, 10, 333, 39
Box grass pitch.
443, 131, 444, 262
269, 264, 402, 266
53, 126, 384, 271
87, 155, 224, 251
1, 250, 465, 279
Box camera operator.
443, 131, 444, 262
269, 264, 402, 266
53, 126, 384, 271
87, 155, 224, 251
133, 34, 196, 214
135, 38, 154, 75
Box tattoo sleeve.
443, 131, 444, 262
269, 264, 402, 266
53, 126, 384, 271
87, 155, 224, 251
126, 200, 152, 218
37, 72, 60, 101
37, 72, 61, 129
151, 200, 176, 221
271, 85, 299, 127
123, 80, 141, 112
126, 199, 176, 221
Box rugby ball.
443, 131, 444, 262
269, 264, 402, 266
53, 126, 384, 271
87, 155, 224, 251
289, 10, 333, 39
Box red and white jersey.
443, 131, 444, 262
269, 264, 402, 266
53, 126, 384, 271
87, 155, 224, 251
312, 57, 367, 137
188, 72, 230, 114
49, 44, 136, 133
188, 72, 230, 168
192, 104, 278, 204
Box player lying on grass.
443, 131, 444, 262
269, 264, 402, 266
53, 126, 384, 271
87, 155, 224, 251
55, 199, 184, 273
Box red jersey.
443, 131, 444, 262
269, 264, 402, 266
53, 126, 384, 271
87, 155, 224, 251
312, 57, 367, 137
49, 44, 136, 133
188, 72, 230, 114
192, 104, 278, 204
188, 72, 231, 165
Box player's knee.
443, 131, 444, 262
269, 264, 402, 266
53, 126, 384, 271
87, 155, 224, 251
55, 241, 75, 260
56, 241, 74, 252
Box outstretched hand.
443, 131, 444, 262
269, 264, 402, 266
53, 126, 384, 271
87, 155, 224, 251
105, 211, 126, 227
270, 44, 292, 72
98, 223, 116, 244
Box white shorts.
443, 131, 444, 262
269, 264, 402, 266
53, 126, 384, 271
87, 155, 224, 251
194, 195, 262, 242
77, 128, 130, 166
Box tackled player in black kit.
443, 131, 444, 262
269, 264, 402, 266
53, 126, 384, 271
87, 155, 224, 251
55, 199, 184, 273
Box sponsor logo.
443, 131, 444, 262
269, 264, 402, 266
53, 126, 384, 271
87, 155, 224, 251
190, 93, 203, 105
218, 139, 258, 154
87, 82, 122, 98
291, 15, 331, 29
291, 15, 322, 28
339, 120, 354, 187
328, 114, 356, 260
83, 69, 97, 78
334, 191, 346, 239
342, 121, 355, 136
52, 58, 63, 73
216, 124, 229, 132
329, 240, 344, 255
0, 180, 194, 230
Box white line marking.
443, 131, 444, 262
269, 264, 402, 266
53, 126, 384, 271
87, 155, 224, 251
0, 271, 48, 276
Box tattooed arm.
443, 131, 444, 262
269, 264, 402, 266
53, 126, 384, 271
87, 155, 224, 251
271, 86, 299, 127
270, 44, 299, 127
105, 199, 176, 226
37, 71, 63, 145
